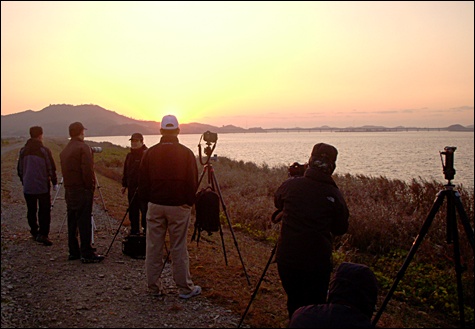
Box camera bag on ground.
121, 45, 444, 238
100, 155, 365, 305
192, 187, 221, 243
122, 233, 146, 259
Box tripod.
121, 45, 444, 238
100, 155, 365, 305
372, 147, 475, 328
196, 133, 251, 286
238, 209, 283, 328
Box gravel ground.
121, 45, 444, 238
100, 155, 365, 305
1, 143, 246, 328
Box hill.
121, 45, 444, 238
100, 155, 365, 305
1, 104, 473, 138
0, 104, 223, 138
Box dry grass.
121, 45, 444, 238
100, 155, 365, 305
6, 137, 473, 328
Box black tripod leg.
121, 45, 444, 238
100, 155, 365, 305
238, 241, 277, 328
372, 190, 447, 327
218, 218, 229, 266
453, 191, 475, 250
105, 189, 138, 257
449, 207, 466, 328
211, 171, 251, 286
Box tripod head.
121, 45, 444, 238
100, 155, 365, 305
198, 130, 218, 166
440, 146, 457, 186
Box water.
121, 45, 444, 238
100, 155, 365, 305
87, 131, 474, 188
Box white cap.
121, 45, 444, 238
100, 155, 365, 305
160, 115, 179, 130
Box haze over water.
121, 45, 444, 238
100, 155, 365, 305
88, 131, 474, 188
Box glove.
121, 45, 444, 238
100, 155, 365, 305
53, 185, 59, 191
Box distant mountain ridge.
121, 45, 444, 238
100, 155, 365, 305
1, 104, 473, 138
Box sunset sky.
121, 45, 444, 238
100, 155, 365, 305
1, 1, 473, 128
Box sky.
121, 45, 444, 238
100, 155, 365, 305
1, 1, 474, 129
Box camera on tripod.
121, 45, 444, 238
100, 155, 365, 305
203, 131, 218, 144
288, 162, 308, 177
91, 147, 103, 153
440, 146, 456, 182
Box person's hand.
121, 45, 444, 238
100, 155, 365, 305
121, 187, 126, 194
53, 184, 59, 191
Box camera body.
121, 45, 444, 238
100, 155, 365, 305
91, 147, 103, 153
288, 162, 308, 177
203, 131, 218, 144
441, 146, 456, 181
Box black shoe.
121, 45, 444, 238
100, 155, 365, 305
81, 254, 105, 264
31, 231, 39, 240
68, 254, 80, 261
36, 235, 53, 246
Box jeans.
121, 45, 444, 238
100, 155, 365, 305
128, 190, 148, 234
24, 192, 51, 237
65, 188, 95, 258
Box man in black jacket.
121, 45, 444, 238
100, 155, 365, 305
17, 126, 58, 245
274, 143, 349, 319
139, 114, 201, 299
289, 262, 378, 328
121, 132, 148, 235
60, 122, 104, 263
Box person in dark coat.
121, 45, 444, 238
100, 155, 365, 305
274, 142, 349, 319
139, 114, 201, 299
121, 132, 148, 235
17, 126, 58, 245
60, 122, 104, 263
289, 262, 379, 328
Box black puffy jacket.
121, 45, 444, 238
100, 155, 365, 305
274, 167, 349, 271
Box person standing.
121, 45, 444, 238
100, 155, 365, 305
121, 133, 148, 235
17, 126, 58, 245
274, 143, 349, 319
60, 122, 104, 263
139, 114, 201, 298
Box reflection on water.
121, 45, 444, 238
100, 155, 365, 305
87, 131, 474, 188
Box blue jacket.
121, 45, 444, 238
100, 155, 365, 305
17, 138, 58, 194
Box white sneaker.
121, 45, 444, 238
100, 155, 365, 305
179, 285, 201, 299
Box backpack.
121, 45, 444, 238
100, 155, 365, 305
192, 187, 221, 243
122, 233, 146, 259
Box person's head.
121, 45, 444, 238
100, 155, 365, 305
160, 114, 180, 136
69, 122, 86, 140
308, 143, 338, 175
129, 132, 144, 149
327, 262, 378, 318
29, 126, 43, 140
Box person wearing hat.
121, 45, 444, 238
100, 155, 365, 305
138, 114, 201, 299
60, 121, 104, 263
17, 126, 58, 246
121, 132, 148, 235
289, 262, 378, 328
273, 143, 349, 320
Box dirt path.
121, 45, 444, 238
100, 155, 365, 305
1, 144, 246, 328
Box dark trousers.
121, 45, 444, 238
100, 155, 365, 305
128, 189, 148, 234
24, 192, 51, 237
277, 263, 331, 319
65, 188, 95, 258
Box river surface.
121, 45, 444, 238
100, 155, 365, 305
87, 131, 474, 188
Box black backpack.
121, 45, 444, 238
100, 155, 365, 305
192, 187, 221, 243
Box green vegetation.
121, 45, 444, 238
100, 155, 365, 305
4, 137, 472, 327
86, 138, 474, 327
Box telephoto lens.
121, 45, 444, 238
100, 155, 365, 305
91, 147, 103, 153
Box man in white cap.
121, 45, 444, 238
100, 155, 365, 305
138, 114, 201, 298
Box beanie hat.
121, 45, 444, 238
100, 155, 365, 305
309, 143, 338, 174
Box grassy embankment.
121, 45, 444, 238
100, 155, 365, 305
3, 137, 474, 328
